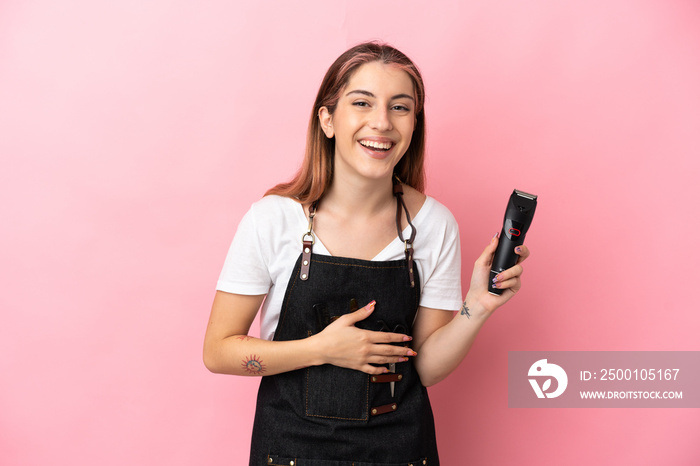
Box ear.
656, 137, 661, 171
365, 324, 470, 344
318, 106, 334, 138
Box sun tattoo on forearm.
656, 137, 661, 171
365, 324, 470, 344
241, 355, 266, 375
460, 302, 471, 319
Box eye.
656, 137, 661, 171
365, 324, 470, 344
352, 101, 370, 108
391, 104, 411, 112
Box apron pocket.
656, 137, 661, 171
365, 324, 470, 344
305, 364, 369, 420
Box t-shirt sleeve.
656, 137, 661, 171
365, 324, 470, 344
418, 205, 463, 311
216, 205, 272, 295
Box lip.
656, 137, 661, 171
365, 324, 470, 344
357, 137, 396, 159
358, 136, 395, 144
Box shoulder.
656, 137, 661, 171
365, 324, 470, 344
401, 184, 427, 220
251, 194, 301, 214
235, 195, 306, 261
402, 185, 456, 224
403, 185, 457, 231
250, 194, 301, 220
240, 195, 305, 239
423, 196, 458, 225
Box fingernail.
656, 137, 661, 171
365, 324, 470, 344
382, 367, 389, 373
399, 357, 409, 362
493, 232, 500, 239
402, 335, 413, 342
407, 349, 417, 356
367, 300, 376, 311
492, 282, 499, 289
492, 274, 500, 283
515, 247, 522, 253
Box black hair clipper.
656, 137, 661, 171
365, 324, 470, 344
489, 189, 537, 295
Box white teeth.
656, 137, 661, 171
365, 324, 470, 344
359, 140, 392, 150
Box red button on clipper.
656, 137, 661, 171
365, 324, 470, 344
508, 228, 521, 236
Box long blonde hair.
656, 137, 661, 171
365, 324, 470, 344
265, 41, 427, 203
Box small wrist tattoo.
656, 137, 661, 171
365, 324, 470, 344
460, 302, 471, 319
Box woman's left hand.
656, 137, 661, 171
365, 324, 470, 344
463, 233, 530, 319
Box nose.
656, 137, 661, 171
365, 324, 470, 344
368, 106, 393, 132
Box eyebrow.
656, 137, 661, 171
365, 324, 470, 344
345, 89, 415, 102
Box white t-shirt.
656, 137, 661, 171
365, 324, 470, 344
217, 195, 463, 340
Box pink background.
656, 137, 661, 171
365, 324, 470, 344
2, 1, 699, 464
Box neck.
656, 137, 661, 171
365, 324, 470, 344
322, 174, 395, 217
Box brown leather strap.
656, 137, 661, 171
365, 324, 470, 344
370, 402, 398, 416
393, 180, 416, 288
393, 182, 417, 245
300, 239, 312, 280
300, 202, 317, 281
370, 373, 403, 383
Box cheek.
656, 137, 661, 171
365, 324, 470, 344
401, 122, 416, 143
400, 115, 416, 134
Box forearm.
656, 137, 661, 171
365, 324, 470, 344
204, 296, 413, 377
414, 235, 530, 386
414, 298, 489, 387
204, 334, 321, 377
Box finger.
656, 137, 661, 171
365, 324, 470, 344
515, 244, 530, 264
368, 330, 413, 344
370, 344, 417, 357
475, 232, 500, 267
340, 300, 376, 324
367, 355, 411, 365
361, 364, 392, 375
491, 276, 521, 293
492, 264, 523, 283
360, 350, 417, 374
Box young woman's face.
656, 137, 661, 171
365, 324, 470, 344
320, 61, 416, 184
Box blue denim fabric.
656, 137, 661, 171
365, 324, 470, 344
249, 254, 439, 465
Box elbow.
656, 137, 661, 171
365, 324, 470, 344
202, 343, 225, 374
203, 354, 230, 375
419, 375, 444, 388
416, 366, 449, 387
202, 351, 218, 374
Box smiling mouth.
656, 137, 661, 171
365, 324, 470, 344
359, 140, 394, 152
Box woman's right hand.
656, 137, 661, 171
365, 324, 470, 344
309, 300, 416, 375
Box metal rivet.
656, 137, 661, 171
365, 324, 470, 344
290, 461, 295, 466
301, 273, 307, 279
392, 404, 397, 410
397, 374, 402, 380
371, 376, 377, 382
268, 458, 272, 464
371, 408, 377, 415
423, 461, 427, 465
303, 260, 308, 266
304, 247, 310, 253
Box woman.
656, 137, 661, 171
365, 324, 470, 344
204, 42, 529, 465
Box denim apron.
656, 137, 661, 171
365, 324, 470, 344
250, 185, 439, 466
